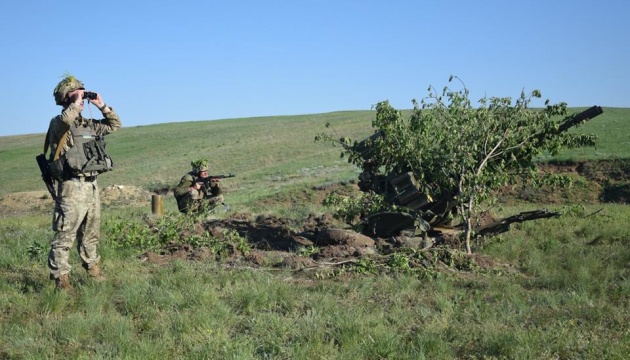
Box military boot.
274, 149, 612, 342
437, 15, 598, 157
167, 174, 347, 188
86, 264, 106, 282
54, 274, 74, 293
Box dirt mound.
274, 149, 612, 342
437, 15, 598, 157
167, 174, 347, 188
0, 191, 52, 216
100, 185, 155, 207
139, 211, 385, 270
502, 159, 629, 204
0, 185, 154, 216
136, 208, 502, 274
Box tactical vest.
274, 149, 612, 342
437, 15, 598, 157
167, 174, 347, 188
63, 121, 114, 176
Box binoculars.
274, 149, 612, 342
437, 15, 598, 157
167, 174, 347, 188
83, 91, 97, 100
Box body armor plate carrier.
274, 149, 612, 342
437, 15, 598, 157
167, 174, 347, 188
63, 122, 114, 176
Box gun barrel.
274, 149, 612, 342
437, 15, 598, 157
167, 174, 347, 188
209, 173, 236, 179
533, 105, 603, 147
557, 106, 603, 134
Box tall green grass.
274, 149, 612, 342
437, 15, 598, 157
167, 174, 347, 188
1, 204, 629, 358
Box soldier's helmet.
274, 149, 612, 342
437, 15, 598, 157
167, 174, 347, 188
191, 158, 210, 173
53, 75, 85, 106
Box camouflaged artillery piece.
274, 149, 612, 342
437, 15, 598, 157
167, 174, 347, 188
352, 106, 604, 239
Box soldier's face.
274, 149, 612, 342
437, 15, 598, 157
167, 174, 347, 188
66, 89, 85, 109
199, 170, 208, 178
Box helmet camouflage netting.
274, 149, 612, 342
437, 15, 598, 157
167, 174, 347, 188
53, 74, 85, 106
191, 158, 210, 172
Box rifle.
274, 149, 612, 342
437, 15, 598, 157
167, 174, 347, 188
36, 127, 70, 202
208, 173, 236, 180
196, 173, 236, 197
36, 153, 57, 201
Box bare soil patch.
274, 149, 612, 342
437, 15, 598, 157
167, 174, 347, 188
502, 159, 629, 204
0, 185, 154, 217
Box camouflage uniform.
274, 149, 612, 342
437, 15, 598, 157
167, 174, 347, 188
47, 76, 121, 280
174, 163, 224, 214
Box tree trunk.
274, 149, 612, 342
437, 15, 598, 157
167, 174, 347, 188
465, 217, 472, 255
464, 198, 474, 254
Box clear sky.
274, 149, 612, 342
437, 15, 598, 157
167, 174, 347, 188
0, 0, 628, 136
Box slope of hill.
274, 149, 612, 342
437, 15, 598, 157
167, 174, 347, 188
0, 107, 627, 199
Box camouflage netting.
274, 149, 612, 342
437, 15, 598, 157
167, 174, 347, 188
191, 158, 210, 172
53, 74, 85, 106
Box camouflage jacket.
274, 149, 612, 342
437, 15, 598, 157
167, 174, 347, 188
47, 103, 121, 176
174, 172, 222, 200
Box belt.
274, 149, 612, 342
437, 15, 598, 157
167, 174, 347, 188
70, 176, 97, 182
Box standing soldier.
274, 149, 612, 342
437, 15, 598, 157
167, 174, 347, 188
46, 74, 121, 292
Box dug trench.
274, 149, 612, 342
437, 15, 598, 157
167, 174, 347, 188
136, 159, 629, 273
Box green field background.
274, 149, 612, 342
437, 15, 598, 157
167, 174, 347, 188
1, 107, 627, 197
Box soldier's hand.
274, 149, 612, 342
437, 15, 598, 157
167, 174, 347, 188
89, 92, 106, 109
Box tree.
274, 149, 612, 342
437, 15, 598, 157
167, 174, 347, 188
317, 76, 599, 254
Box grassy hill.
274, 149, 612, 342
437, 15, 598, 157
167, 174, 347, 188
0, 111, 374, 197
0, 107, 629, 358
0, 107, 628, 197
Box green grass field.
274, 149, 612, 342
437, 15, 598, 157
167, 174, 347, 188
0, 107, 629, 358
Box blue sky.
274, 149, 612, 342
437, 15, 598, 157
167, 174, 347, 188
0, 0, 628, 136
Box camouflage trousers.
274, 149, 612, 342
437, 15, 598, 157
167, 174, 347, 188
177, 193, 224, 214
48, 178, 101, 279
